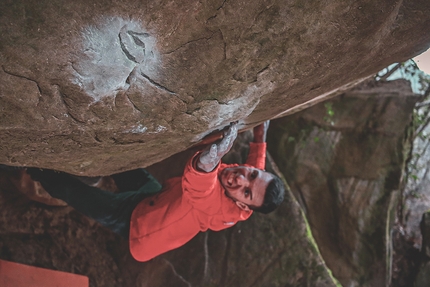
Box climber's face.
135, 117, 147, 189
220, 166, 273, 211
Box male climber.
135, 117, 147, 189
27, 121, 285, 262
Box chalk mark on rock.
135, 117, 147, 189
119, 28, 149, 64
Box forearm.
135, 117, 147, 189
252, 120, 269, 143
246, 121, 270, 168
182, 152, 221, 203
246, 142, 266, 169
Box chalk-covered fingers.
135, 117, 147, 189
197, 122, 239, 173
218, 122, 238, 155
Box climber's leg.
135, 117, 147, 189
26, 168, 162, 238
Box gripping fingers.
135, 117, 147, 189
218, 122, 238, 154
209, 144, 217, 159
197, 122, 238, 172
223, 122, 238, 143
225, 122, 238, 138
218, 134, 230, 153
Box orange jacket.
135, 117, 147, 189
129, 142, 266, 262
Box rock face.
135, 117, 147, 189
1, 0, 430, 175
267, 79, 420, 286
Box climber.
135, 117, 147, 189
27, 121, 285, 262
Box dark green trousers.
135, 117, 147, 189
26, 168, 162, 238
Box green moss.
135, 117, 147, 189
300, 208, 342, 287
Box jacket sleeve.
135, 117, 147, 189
245, 142, 266, 170
181, 152, 222, 213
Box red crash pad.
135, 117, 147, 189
0, 259, 89, 287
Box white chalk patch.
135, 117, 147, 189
192, 80, 276, 142
79, 161, 93, 168
153, 125, 167, 133
71, 17, 160, 101
126, 124, 167, 134
128, 124, 148, 134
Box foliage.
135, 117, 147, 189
323, 102, 335, 126
376, 60, 430, 95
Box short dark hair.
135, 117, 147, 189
251, 174, 285, 214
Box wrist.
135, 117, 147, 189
196, 162, 212, 172
196, 155, 217, 173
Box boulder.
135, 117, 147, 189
1, 0, 430, 175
